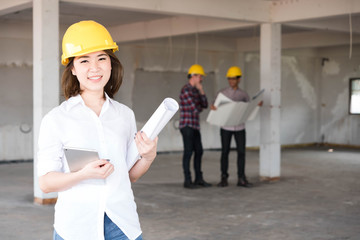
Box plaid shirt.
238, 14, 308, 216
179, 83, 208, 130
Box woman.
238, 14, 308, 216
37, 20, 158, 240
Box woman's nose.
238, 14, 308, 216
89, 60, 99, 71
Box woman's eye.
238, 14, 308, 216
99, 57, 107, 61
80, 60, 88, 64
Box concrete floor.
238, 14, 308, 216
1, 147, 360, 240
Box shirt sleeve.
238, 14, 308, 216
126, 110, 139, 170
199, 94, 208, 109
212, 91, 220, 105
244, 92, 250, 102
37, 113, 64, 177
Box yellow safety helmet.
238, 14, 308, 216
61, 20, 118, 66
226, 66, 242, 78
188, 64, 206, 76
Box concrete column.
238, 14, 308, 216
259, 23, 281, 181
33, 0, 59, 204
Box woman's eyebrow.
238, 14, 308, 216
77, 54, 107, 59
77, 56, 89, 60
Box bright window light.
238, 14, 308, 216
350, 78, 360, 114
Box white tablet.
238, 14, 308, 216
64, 147, 99, 172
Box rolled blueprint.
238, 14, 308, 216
127, 98, 179, 170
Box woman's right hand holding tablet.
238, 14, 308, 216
79, 159, 114, 180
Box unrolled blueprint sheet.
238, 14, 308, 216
206, 89, 264, 127
127, 98, 179, 170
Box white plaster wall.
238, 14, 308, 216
318, 46, 360, 145
245, 51, 317, 145
280, 54, 319, 144
245, 46, 360, 146
0, 38, 33, 161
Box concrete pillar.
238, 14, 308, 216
259, 23, 281, 181
33, 0, 59, 204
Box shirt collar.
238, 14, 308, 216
65, 94, 83, 111
228, 86, 240, 92
65, 93, 113, 112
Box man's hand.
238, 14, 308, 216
195, 82, 205, 95
210, 104, 217, 110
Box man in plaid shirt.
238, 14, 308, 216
179, 64, 212, 189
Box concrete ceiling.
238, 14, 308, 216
0, 2, 171, 26
0, 0, 359, 48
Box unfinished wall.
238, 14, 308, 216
245, 46, 360, 146
0, 38, 33, 161
318, 46, 360, 145
114, 36, 242, 151
1, 22, 359, 161
245, 49, 320, 145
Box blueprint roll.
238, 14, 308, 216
127, 98, 179, 169
141, 97, 179, 140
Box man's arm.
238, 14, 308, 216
194, 82, 208, 109
199, 94, 208, 109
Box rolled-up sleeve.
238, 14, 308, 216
126, 110, 138, 170
37, 113, 64, 177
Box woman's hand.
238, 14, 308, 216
78, 159, 114, 179
210, 104, 217, 110
129, 131, 158, 182
134, 131, 158, 162
39, 159, 114, 193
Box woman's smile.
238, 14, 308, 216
88, 75, 103, 82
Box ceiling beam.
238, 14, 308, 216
109, 16, 256, 43
0, 0, 32, 17
271, 0, 360, 23
285, 16, 360, 35
282, 31, 359, 49
61, 0, 270, 23
237, 31, 360, 52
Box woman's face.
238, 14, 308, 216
71, 50, 111, 95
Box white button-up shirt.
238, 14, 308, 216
37, 94, 141, 240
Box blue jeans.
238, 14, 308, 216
53, 230, 64, 240
53, 213, 143, 240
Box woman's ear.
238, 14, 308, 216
71, 67, 76, 76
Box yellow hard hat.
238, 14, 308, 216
188, 64, 206, 76
61, 20, 118, 65
226, 66, 242, 78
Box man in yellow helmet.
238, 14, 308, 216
179, 64, 212, 189
211, 66, 252, 188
